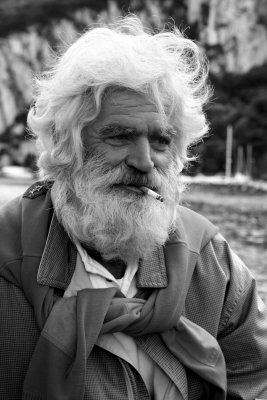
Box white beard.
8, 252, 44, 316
51, 155, 182, 262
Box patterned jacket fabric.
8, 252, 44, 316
0, 182, 267, 399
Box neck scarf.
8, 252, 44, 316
19, 240, 226, 400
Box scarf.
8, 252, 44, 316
18, 241, 226, 399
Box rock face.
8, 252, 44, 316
0, 2, 124, 138
0, 0, 267, 138
0, 9, 98, 136
0, 29, 48, 134
187, 0, 267, 74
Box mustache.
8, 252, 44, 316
82, 154, 163, 190
112, 174, 161, 191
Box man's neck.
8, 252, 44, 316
82, 244, 127, 279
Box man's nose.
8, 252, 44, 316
125, 137, 154, 173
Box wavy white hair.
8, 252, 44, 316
27, 15, 211, 180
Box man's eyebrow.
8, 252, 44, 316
149, 127, 176, 139
97, 124, 136, 136
160, 127, 176, 137
97, 124, 177, 137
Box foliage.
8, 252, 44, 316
0, 0, 107, 37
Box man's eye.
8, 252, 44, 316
151, 136, 171, 150
104, 135, 130, 146
158, 137, 171, 145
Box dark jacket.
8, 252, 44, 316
0, 182, 267, 399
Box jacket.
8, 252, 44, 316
0, 182, 267, 399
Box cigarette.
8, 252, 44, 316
140, 186, 164, 202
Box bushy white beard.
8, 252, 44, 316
51, 155, 182, 262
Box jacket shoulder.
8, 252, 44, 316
0, 181, 53, 271
176, 205, 218, 253
23, 180, 53, 199
0, 195, 23, 271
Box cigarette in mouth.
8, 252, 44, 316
140, 186, 164, 202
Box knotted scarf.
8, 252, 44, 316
17, 241, 225, 399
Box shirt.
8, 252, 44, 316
64, 241, 177, 399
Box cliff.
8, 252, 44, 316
187, 0, 267, 74
0, 0, 266, 176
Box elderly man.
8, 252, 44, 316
0, 15, 267, 400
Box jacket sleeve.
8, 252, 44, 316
210, 234, 267, 399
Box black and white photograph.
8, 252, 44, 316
0, 0, 267, 398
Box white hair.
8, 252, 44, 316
27, 15, 211, 180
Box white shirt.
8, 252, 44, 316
64, 241, 139, 298
63, 241, 178, 399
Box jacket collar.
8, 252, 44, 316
37, 213, 77, 290
37, 212, 170, 290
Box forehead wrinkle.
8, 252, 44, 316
102, 90, 164, 117
93, 90, 177, 137
102, 107, 159, 121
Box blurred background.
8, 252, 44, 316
0, 0, 266, 303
